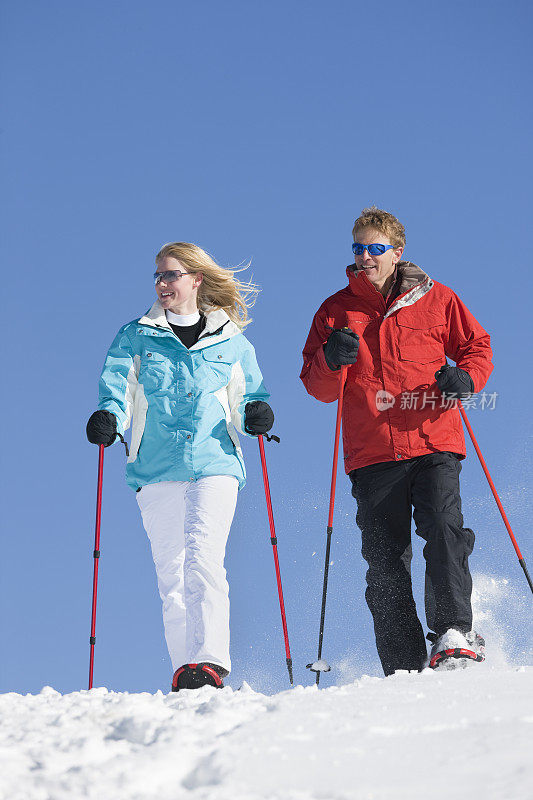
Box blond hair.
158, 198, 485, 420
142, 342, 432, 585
352, 206, 406, 249
155, 242, 259, 329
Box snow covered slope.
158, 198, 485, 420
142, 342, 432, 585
2, 666, 532, 800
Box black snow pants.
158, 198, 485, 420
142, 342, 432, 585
349, 452, 475, 676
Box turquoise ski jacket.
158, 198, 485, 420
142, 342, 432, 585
97, 302, 270, 491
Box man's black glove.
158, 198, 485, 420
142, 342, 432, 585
323, 328, 359, 371
86, 410, 118, 446
244, 401, 274, 435
435, 364, 474, 400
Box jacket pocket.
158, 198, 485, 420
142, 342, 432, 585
396, 312, 446, 364
201, 348, 233, 389
139, 352, 171, 394
345, 312, 374, 330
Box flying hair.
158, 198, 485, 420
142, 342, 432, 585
155, 242, 259, 329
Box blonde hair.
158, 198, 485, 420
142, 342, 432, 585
155, 242, 259, 329
352, 206, 406, 249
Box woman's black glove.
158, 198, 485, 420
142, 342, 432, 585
435, 365, 474, 400
86, 410, 118, 446
323, 328, 359, 371
244, 401, 274, 435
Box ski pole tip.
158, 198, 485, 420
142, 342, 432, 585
286, 657, 294, 685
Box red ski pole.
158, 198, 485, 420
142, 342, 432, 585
88, 444, 105, 689
257, 434, 293, 685
459, 403, 532, 594
309, 364, 348, 686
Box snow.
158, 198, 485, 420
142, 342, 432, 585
306, 659, 331, 673
2, 666, 532, 800
2, 572, 531, 799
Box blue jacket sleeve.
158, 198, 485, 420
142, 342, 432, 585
227, 337, 270, 436
97, 325, 138, 437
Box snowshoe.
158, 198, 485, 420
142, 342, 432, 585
171, 662, 228, 691
427, 629, 485, 670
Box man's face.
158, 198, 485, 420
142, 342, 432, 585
353, 227, 403, 289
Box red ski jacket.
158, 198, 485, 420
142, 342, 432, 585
300, 262, 493, 473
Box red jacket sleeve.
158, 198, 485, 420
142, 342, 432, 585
443, 292, 493, 392
300, 303, 343, 403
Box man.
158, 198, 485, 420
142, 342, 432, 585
300, 207, 493, 675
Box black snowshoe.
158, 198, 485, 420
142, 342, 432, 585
171, 662, 228, 691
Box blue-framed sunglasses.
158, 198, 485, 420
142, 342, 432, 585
352, 242, 395, 256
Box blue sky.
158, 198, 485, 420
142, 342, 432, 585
1, 0, 532, 694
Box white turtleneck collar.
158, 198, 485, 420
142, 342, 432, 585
166, 309, 201, 326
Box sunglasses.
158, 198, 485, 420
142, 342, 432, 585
352, 243, 395, 256
154, 270, 190, 285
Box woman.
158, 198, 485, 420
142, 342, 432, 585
86, 242, 274, 691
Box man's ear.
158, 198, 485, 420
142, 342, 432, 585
393, 247, 404, 265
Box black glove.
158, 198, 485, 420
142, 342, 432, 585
435, 365, 474, 400
244, 401, 274, 435
323, 328, 359, 371
86, 410, 118, 446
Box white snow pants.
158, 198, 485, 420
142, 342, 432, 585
136, 476, 238, 674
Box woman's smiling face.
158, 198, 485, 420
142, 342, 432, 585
155, 256, 203, 315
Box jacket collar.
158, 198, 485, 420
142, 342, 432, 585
138, 301, 171, 329
345, 260, 433, 317
138, 302, 241, 346
346, 260, 429, 295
